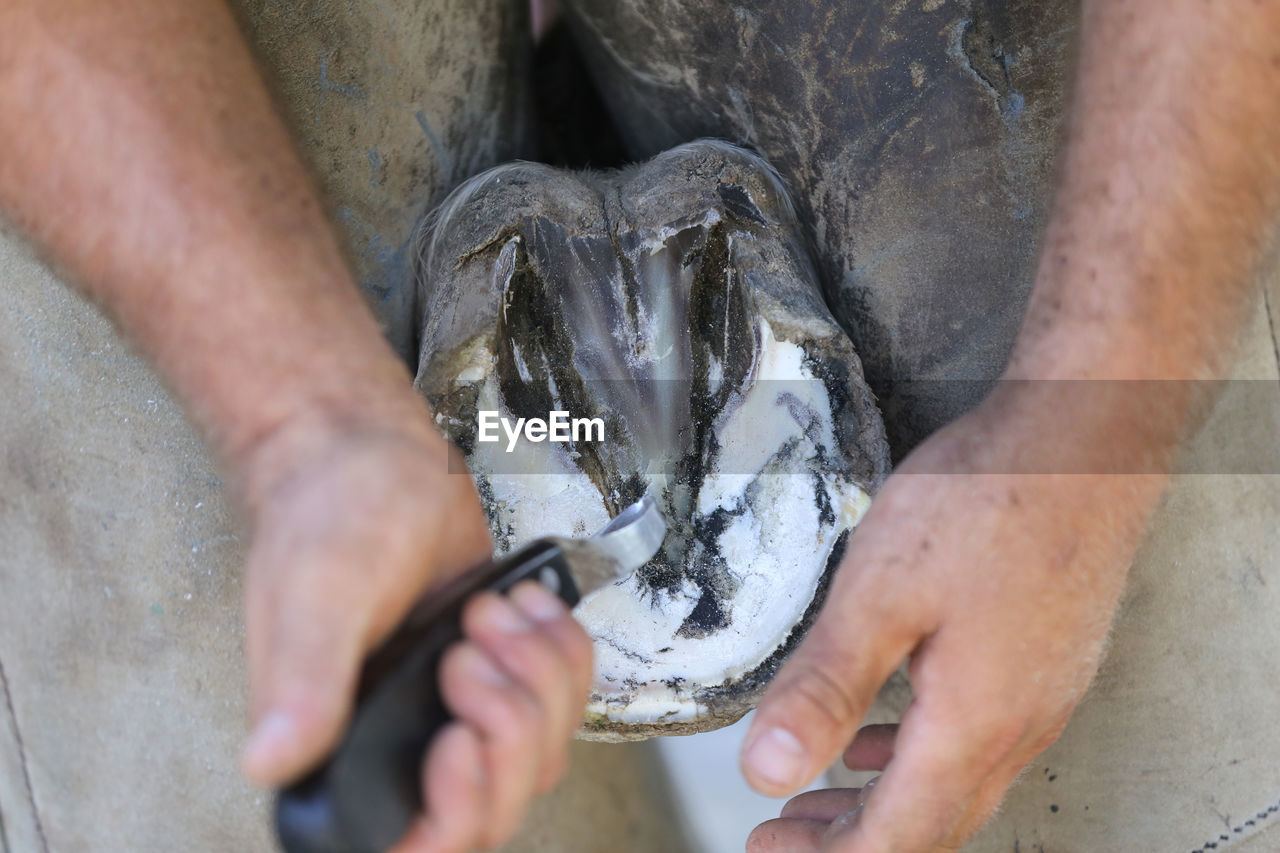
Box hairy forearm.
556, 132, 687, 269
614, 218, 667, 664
1000, 0, 1280, 462
0, 1, 433, 503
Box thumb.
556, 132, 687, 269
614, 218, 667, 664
740, 566, 921, 797
240, 552, 371, 787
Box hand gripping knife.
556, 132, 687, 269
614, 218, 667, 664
275, 495, 666, 853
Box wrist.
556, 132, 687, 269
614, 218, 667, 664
228, 370, 449, 519
992, 262, 1226, 472
157, 263, 446, 513
966, 377, 1185, 477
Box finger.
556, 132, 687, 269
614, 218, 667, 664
779, 788, 869, 822
826, 696, 1022, 853
481, 582, 595, 716
747, 818, 829, 853
740, 559, 926, 797
842, 724, 898, 771
438, 640, 542, 848
241, 553, 368, 786
503, 581, 594, 790
463, 588, 582, 793
507, 581, 595, 705
391, 723, 487, 853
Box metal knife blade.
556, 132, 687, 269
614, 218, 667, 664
555, 494, 665, 596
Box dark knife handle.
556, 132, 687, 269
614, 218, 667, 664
275, 538, 579, 853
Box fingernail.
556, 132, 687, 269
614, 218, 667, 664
477, 594, 532, 634
745, 727, 809, 789
460, 646, 510, 687
243, 710, 298, 773
510, 581, 566, 623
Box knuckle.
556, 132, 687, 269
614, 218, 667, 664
780, 659, 864, 731
440, 648, 543, 739
488, 689, 543, 746
484, 626, 567, 688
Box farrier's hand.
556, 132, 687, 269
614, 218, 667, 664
235, 414, 594, 852
741, 392, 1167, 852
